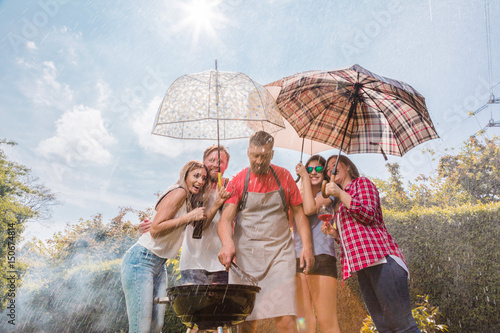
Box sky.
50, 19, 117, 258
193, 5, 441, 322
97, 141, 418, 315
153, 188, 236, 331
0, 0, 499, 242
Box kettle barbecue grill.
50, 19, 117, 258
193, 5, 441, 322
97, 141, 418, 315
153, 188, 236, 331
155, 284, 260, 332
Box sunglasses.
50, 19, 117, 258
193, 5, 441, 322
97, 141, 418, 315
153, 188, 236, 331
306, 166, 324, 174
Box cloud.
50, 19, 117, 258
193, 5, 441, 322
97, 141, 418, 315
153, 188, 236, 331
26, 41, 37, 51
37, 105, 116, 165
56, 26, 84, 66
96, 80, 112, 109
17, 60, 74, 110
130, 96, 205, 157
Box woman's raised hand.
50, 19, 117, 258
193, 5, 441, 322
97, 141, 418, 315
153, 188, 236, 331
295, 162, 308, 179
215, 184, 231, 206
325, 181, 343, 198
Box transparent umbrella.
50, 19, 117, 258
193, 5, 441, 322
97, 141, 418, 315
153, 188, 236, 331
153, 64, 285, 183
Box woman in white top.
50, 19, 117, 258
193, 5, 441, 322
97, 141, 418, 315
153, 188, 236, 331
121, 160, 219, 333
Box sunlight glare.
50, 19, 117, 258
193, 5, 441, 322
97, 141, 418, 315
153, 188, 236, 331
177, 0, 226, 43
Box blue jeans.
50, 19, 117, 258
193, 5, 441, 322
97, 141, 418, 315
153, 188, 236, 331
357, 256, 421, 333
121, 243, 167, 333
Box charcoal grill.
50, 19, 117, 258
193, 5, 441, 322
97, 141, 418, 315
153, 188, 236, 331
155, 284, 260, 332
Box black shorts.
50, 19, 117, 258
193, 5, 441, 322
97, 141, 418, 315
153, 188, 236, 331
296, 254, 338, 278
180, 269, 228, 284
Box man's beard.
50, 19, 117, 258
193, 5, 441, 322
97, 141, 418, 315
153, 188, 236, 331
208, 171, 219, 183
251, 164, 269, 175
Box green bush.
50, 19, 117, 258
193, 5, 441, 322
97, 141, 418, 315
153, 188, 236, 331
384, 202, 500, 333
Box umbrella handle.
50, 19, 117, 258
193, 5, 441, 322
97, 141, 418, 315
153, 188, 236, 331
321, 180, 328, 198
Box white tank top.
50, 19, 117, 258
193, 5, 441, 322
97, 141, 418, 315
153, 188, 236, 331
179, 189, 226, 272
137, 185, 187, 259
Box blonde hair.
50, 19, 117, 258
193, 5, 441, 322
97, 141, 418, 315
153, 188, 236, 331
203, 145, 230, 163
176, 160, 210, 210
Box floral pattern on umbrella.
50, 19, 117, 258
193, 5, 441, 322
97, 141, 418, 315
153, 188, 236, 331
153, 70, 284, 140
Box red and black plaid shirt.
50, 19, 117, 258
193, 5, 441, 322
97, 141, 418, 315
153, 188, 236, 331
337, 177, 405, 280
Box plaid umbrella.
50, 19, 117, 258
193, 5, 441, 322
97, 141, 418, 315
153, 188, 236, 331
266, 85, 333, 162
272, 117, 334, 157
265, 64, 439, 175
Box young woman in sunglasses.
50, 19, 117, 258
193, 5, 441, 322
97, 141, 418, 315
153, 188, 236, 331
294, 155, 341, 333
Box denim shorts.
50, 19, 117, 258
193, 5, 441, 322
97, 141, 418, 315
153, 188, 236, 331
296, 254, 338, 278
180, 269, 228, 284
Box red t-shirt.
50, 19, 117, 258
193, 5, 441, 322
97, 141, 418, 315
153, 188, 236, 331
226, 164, 302, 207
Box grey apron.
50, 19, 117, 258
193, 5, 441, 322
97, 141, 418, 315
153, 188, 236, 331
230, 167, 297, 320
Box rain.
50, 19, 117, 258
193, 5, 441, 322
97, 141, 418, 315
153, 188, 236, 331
1, 0, 499, 332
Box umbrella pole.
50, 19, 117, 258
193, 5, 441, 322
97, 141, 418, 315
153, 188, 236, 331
215, 60, 222, 187
332, 101, 356, 176
331, 84, 362, 177
300, 137, 305, 162
294, 137, 306, 183
322, 84, 362, 197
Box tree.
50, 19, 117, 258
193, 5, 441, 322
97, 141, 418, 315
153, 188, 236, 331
376, 136, 500, 211
437, 135, 500, 203
373, 162, 412, 211
11, 210, 141, 333
10, 206, 185, 333
0, 139, 56, 310
407, 173, 474, 208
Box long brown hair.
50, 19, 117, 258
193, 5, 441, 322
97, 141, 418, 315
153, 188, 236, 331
328, 155, 360, 180
176, 160, 210, 211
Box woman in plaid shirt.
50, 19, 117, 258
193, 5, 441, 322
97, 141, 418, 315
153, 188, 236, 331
322, 155, 421, 333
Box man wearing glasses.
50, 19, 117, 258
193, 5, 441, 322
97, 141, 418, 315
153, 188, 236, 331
218, 131, 314, 333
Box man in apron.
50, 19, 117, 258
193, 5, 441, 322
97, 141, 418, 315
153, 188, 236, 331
218, 131, 315, 333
